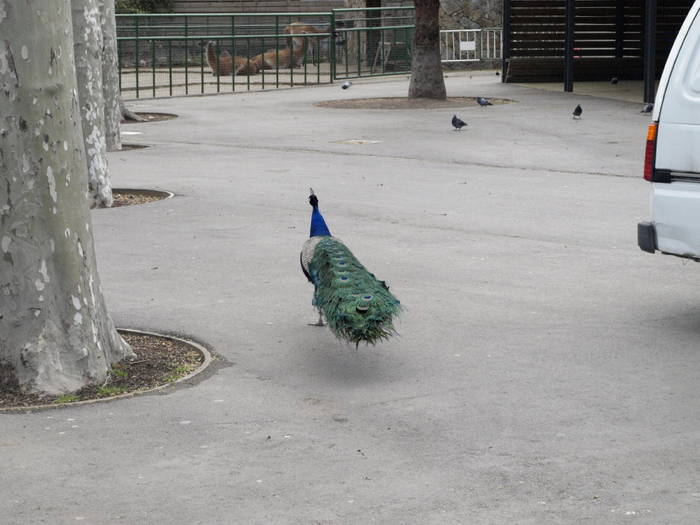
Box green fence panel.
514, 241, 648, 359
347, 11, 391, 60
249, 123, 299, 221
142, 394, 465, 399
115, 9, 415, 98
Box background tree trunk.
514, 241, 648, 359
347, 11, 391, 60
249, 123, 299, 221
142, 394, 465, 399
101, 0, 122, 152
119, 97, 146, 122
342, 0, 366, 68
71, 0, 113, 207
0, 0, 133, 395
408, 0, 447, 99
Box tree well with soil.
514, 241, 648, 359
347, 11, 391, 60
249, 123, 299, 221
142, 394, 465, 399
0, 331, 209, 410
120, 143, 150, 151
109, 189, 173, 207
121, 112, 178, 124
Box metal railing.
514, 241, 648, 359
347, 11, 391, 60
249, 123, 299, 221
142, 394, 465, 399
117, 12, 335, 98
331, 7, 415, 80
440, 28, 502, 63
116, 11, 501, 99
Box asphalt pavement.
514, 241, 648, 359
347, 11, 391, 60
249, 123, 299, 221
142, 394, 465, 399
3, 72, 700, 524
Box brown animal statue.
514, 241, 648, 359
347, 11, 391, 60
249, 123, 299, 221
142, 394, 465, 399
205, 41, 258, 76
283, 22, 327, 64
250, 47, 305, 70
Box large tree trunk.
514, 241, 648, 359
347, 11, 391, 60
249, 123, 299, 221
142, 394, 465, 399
0, 0, 133, 395
71, 0, 113, 207
101, 0, 122, 152
408, 0, 447, 99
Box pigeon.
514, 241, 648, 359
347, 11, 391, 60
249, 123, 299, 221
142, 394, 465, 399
610, 77, 619, 85
477, 97, 493, 107
640, 103, 654, 114
572, 104, 582, 119
341, 81, 352, 90
452, 115, 467, 130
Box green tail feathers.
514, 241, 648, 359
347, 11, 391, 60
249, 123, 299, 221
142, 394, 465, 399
309, 237, 401, 345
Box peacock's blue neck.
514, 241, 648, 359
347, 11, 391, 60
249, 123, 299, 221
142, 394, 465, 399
310, 205, 332, 237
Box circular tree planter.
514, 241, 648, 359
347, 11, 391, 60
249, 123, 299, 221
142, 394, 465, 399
122, 112, 178, 124
110, 188, 173, 208
120, 143, 150, 151
0, 330, 213, 411
316, 97, 515, 110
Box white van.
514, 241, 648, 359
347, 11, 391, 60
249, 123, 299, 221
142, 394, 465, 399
638, 2, 700, 259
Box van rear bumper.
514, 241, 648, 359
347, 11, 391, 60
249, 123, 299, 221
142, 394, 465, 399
638, 222, 657, 253
651, 180, 700, 258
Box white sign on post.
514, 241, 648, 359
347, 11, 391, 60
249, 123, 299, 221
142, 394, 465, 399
460, 40, 476, 51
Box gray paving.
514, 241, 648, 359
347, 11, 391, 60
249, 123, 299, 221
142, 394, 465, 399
3, 72, 700, 524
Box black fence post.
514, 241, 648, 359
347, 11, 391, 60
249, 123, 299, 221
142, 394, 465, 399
564, 0, 575, 92
643, 0, 657, 103
502, 0, 510, 82
615, 0, 625, 58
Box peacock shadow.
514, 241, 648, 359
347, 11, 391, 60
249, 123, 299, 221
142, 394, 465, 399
298, 341, 403, 386
642, 303, 700, 340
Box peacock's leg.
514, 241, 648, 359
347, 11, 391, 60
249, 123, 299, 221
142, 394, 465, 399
308, 311, 325, 326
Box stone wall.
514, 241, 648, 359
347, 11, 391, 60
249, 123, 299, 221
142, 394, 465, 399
439, 0, 502, 30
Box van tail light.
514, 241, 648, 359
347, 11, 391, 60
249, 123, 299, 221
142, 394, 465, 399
644, 123, 658, 181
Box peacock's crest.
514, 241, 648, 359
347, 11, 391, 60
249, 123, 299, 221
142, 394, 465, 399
301, 189, 401, 346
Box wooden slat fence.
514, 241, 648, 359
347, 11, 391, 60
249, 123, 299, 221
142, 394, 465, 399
504, 0, 694, 82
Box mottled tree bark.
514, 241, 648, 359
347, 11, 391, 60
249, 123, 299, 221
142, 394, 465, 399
408, 0, 447, 99
0, 0, 133, 395
71, 0, 113, 207
100, 0, 122, 152
119, 97, 146, 122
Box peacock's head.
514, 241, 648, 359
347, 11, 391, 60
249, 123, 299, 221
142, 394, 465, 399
309, 188, 318, 207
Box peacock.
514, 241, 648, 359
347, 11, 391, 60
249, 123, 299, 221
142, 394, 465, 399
300, 189, 401, 346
